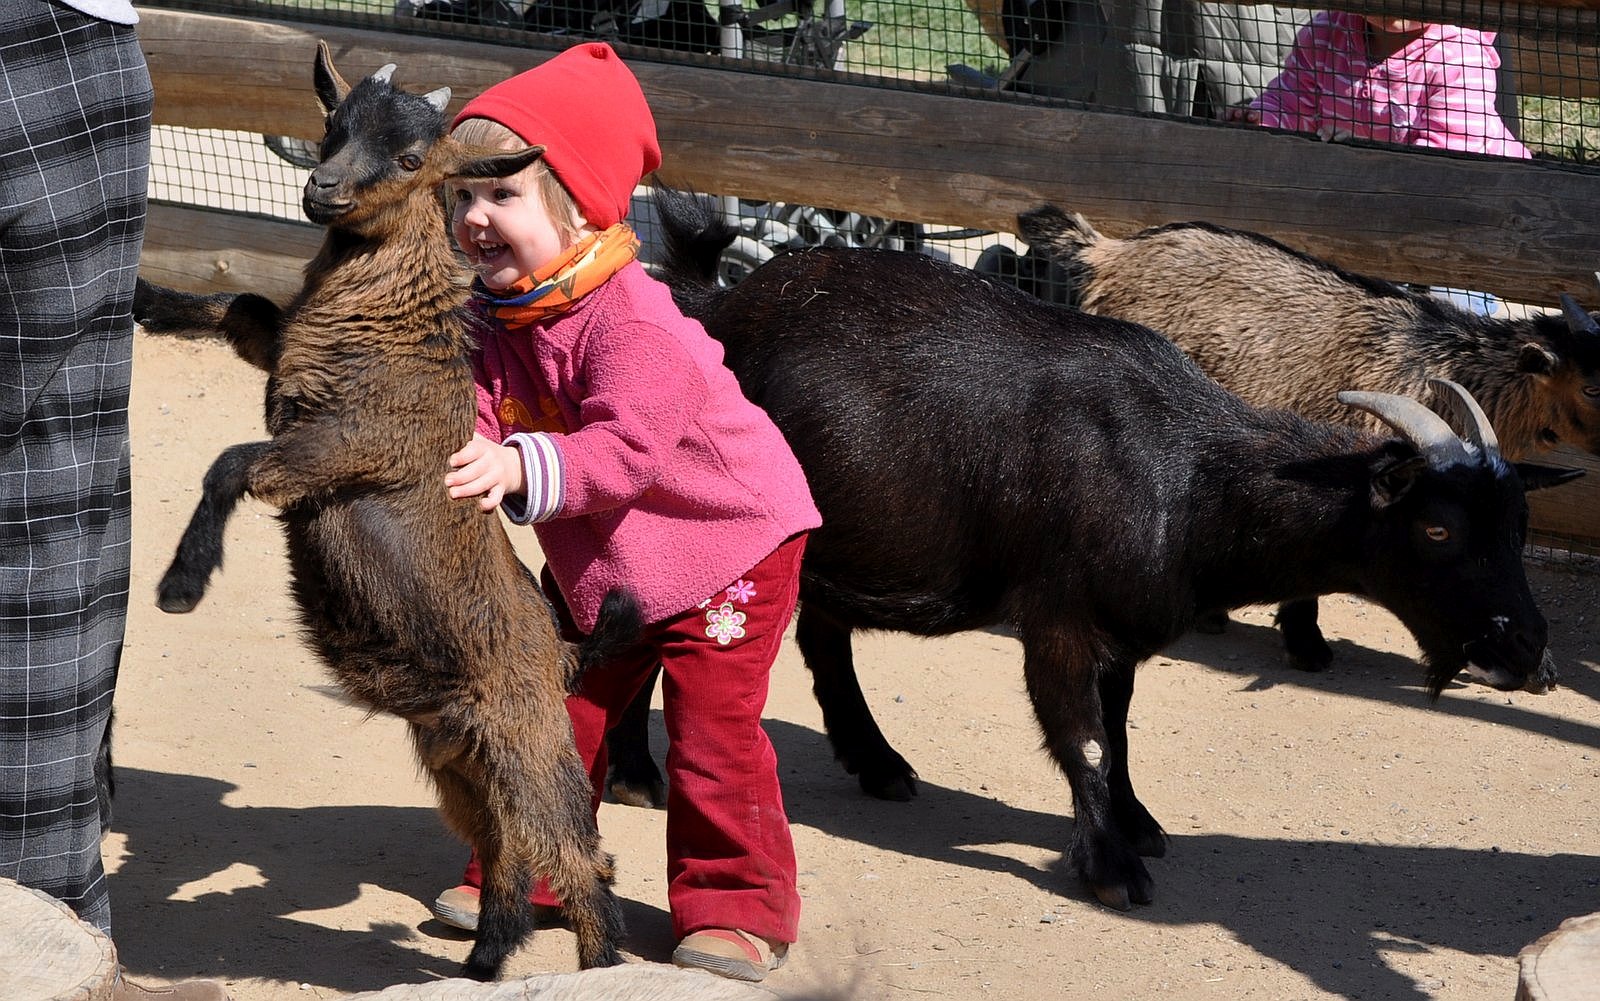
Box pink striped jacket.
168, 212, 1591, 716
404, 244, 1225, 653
1250, 11, 1531, 159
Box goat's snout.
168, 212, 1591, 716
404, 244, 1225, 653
303, 167, 351, 223
1462, 613, 1551, 692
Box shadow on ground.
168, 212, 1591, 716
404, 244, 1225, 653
108, 767, 670, 993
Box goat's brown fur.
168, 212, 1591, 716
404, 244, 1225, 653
136, 42, 628, 979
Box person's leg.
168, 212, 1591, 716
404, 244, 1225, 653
0, 2, 150, 936
662, 535, 806, 961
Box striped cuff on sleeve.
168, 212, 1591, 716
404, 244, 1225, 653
502, 432, 564, 524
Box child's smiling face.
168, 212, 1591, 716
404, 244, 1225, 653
449, 164, 567, 291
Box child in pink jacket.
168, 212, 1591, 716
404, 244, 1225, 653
436, 42, 820, 982
1228, 10, 1530, 158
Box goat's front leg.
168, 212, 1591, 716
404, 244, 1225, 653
158, 440, 273, 613
133, 277, 283, 372
243, 421, 397, 509
1022, 628, 1153, 910
796, 603, 919, 801
1275, 598, 1333, 672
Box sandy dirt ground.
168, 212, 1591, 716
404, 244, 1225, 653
100, 328, 1600, 1001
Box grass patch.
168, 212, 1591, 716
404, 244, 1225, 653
1519, 95, 1600, 164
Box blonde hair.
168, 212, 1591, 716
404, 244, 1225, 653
451, 116, 588, 244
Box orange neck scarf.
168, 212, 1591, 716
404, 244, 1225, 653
482, 223, 640, 329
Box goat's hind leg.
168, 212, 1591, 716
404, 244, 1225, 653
1098, 666, 1166, 858
796, 605, 919, 801
456, 729, 623, 977
519, 730, 624, 969
158, 440, 272, 613
604, 667, 666, 809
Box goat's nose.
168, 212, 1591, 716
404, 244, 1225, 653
306, 167, 339, 191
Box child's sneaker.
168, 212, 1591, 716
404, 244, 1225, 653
430, 884, 563, 932
671, 928, 788, 982
431, 884, 481, 931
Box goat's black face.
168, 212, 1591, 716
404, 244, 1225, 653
302, 45, 448, 231
1357, 452, 1555, 697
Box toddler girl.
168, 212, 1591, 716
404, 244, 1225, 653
435, 42, 820, 982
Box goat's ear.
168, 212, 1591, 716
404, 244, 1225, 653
1517, 341, 1559, 375
313, 40, 350, 115
451, 144, 547, 181
1369, 453, 1426, 510
1513, 462, 1585, 493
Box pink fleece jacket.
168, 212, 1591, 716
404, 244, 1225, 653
471, 260, 821, 632
1250, 12, 1530, 159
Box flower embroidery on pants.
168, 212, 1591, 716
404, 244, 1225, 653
705, 601, 747, 645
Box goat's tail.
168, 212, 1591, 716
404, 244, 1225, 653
1015, 205, 1101, 265
570, 588, 645, 690
651, 184, 734, 319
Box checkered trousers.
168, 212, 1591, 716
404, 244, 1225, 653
0, 1, 151, 934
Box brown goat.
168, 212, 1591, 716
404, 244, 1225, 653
1015, 206, 1599, 673
133, 43, 632, 979
1017, 207, 1600, 460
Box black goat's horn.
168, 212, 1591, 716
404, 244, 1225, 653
423, 86, 451, 113
1561, 292, 1599, 336
1337, 389, 1473, 469
370, 63, 398, 84
1426, 378, 1500, 462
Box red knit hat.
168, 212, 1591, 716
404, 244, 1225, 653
453, 43, 662, 228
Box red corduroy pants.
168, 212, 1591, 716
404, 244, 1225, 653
459, 533, 807, 944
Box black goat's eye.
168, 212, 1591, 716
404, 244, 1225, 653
1584, 385, 1600, 399
1425, 525, 1449, 542
398, 153, 423, 172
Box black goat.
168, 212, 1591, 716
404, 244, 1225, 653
135, 44, 632, 978
1016, 206, 1600, 672
609, 187, 1577, 912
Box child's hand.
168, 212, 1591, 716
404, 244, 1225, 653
446, 433, 525, 512
1315, 124, 1354, 143
1219, 104, 1261, 125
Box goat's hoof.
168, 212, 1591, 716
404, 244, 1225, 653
460, 956, 499, 982
607, 775, 666, 810
156, 581, 203, 614
1089, 869, 1155, 911
1285, 647, 1333, 673
1092, 883, 1133, 911
858, 766, 919, 802
579, 945, 625, 969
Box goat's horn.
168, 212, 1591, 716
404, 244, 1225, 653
1426, 378, 1500, 462
423, 86, 451, 113
1560, 292, 1599, 336
370, 63, 398, 84
1337, 389, 1474, 468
